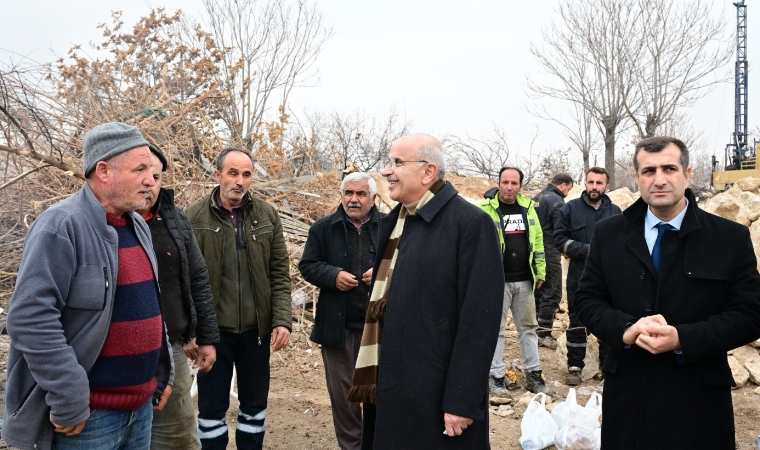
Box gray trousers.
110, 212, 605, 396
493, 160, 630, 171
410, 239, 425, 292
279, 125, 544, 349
151, 339, 202, 450
491, 280, 541, 376
321, 328, 363, 450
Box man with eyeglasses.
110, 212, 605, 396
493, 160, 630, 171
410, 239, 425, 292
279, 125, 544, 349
299, 172, 384, 450
348, 134, 504, 449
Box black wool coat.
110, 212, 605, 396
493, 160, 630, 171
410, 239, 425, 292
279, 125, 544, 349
370, 181, 505, 450
574, 188, 760, 450
299, 205, 384, 348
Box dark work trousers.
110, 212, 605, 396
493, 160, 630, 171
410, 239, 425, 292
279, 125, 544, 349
198, 330, 270, 450
322, 328, 363, 450
566, 281, 608, 369
535, 242, 562, 338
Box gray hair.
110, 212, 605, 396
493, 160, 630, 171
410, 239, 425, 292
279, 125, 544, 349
417, 143, 446, 180
341, 172, 377, 197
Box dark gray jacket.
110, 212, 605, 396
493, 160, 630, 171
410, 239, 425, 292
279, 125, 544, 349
151, 188, 219, 345
3, 183, 173, 450
553, 191, 622, 286
299, 204, 383, 348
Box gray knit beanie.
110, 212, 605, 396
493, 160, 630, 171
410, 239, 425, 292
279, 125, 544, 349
83, 122, 150, 176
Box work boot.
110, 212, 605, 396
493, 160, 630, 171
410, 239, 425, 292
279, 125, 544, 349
504, 369, 519, 390
525, 370, 555, 396
489, 375, 513, 399
538, 335, 558, 350
566, 366, 582, 386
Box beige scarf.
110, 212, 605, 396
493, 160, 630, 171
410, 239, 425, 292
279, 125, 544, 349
347, 179, 445, 404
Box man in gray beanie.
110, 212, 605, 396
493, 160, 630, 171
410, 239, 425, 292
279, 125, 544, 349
3, 122, 174, 450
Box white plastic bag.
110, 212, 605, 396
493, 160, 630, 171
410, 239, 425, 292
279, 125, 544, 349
550, 387, 577, 429
553, 391, 602, 450
554, 425, 601, 450
519, 392, 559, 450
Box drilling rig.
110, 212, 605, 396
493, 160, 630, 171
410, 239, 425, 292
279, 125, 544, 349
712, 0, 760, 190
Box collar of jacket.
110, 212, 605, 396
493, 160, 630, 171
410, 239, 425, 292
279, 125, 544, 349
624, 187, 701, 236
579, 190, 614, 209
208, 185, 251, 213
486, 191, 534, 210
146, 187, 174, 224
544, 183, 567, 198
330, 204, 381, 226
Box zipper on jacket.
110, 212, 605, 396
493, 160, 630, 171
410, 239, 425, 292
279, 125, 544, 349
12, 382, 37, 416
195, 226, 221, 233
236, 227, 243, 333
103, 267, 109, 309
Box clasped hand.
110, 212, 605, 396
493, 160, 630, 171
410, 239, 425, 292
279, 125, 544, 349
622, 314, 681, 354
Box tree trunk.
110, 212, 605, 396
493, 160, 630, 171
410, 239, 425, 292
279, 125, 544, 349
583, 149, 590, 177
603, 119, 617, 188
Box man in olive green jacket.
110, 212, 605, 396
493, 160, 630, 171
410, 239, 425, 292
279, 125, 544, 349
186, 147, 292, 450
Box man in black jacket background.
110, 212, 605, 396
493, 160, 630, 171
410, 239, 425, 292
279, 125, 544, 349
137, 145, 220, 450
299, 172, 383, 450
554, 167, 621, 385
532, 173, 573, 350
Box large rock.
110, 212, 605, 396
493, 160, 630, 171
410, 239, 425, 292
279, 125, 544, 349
745, 360, 760, 385
726, 185, 744, 197
729, 345, 760, 366
704, 193, 743, 222
607, 187, 638, 211
730, 346, 760, 385
736, 177, 760, 193
734, 192, 760, 225
749, 221, 760, 270
728, 355, 750, 388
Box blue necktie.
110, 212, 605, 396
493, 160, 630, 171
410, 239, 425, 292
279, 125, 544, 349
652, 223, 674, 276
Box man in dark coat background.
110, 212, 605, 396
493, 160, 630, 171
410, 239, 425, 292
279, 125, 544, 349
299, 171, 384, 450
136, 146, 219, 449
349, 134, 504, 449
532, 173, 573, 350
574, 136, 760, 449
554, 167, 621, 385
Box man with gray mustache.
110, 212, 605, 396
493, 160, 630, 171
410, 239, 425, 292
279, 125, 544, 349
300, 172, 384, 450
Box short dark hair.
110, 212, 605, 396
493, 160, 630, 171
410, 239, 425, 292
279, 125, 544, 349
633, 136, 689, 173
498, 167, 524, 186
551, 173, 573, 186
216, 147, 252, 172
586, 166, 610, 183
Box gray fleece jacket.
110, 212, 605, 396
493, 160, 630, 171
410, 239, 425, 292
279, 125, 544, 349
2, 182, 174, 450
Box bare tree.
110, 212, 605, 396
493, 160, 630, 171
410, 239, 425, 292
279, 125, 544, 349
660, 115, 714, 189
527, 101, 599, 175
200, 0, 333, 146
445, 126, 512, 179
623, 0, 732, 138
312, 108, 411, 173
528, 0, 638, 188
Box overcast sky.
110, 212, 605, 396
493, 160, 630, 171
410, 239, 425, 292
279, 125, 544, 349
0, 0, 755, 170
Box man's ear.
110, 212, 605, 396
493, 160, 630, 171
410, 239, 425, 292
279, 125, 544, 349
421, 163, 439, 185
93, 161, 111, 181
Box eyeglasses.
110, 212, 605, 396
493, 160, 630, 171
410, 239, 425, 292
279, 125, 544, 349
385, 158, 428, 170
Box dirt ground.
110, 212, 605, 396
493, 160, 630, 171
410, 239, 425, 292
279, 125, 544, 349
0, 302, 759, 450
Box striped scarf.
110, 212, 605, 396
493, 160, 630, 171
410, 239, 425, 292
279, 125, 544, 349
348, 179, 445, 404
